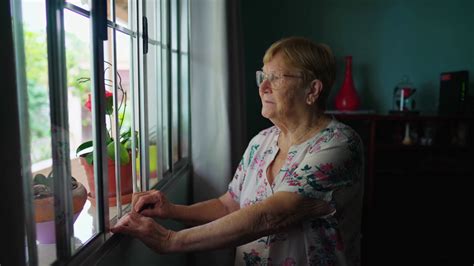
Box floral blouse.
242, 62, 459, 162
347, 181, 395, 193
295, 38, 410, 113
228, 119, 364, 266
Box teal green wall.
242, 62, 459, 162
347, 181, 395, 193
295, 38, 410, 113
241, 0, 474, 138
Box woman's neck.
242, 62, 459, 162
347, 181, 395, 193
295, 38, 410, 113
275, 112, 330, 148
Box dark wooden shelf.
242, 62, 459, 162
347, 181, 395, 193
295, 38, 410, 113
332, 113, 474, 266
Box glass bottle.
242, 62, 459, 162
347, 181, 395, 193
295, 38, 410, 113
393, 76, 416, 112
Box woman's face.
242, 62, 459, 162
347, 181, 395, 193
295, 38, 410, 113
259, 53, 307, 124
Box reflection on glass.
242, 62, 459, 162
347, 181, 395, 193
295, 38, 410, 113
20, 0, 57, 264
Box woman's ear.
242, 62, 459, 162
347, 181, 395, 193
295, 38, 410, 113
306, 79, 323, 105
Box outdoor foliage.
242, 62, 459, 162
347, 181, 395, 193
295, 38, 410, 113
25, 27, 89, 163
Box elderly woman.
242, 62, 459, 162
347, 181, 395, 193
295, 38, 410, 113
112, 37, 364, 266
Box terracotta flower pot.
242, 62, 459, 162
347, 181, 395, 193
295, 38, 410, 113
34, 182, 88, 244
80, 154, 133, 207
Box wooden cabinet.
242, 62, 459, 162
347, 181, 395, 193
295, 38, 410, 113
332, 113, 474, 264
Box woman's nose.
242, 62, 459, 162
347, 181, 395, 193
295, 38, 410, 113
259, 79, 272, 93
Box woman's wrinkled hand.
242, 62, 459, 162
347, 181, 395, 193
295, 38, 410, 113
111, 212, 176, 253
132, 190, 173, 219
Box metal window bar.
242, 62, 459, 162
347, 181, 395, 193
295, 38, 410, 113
165, 0, 173, 173
110, 0, 123, 218
139, 0, 150, 191
130, 0, 139, 194
135, 0, 143, 192
90, 0, 110, 235
180, 0, 191, 161
159, 0, 170, 175
45, 0, 75, 259
155, 0, 164, 183
64, 2, 137, 38
174, 0, 182, 162
160, 0, 166, 177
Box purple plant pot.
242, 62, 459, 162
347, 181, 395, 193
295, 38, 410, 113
36, 213, 80, 244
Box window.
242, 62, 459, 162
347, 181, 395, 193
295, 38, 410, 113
11, 0, 190, 264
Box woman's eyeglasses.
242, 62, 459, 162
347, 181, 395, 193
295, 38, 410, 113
256, 70, 303, 88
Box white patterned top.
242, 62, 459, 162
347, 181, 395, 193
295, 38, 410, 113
228, 119, 364, 266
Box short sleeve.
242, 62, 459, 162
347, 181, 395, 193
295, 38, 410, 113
279, 127, 363, 201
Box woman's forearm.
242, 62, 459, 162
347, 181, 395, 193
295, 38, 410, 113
169, 202, 269, 252
166, 192, 332, 253
170, 199, 230, 226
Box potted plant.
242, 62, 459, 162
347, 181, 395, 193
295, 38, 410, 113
75, 62, 136, 206
33, 172, 87, 244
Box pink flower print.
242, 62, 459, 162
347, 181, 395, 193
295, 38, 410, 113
242, 199, 252, 207
250, 249, 259, 256
228, 189, 238, 201
315, 170, 329, 180
290, 163, 299, 171
282, 257, 296, 266
287, 151, 297, 161
257, 169, 263, 179
319, 163, 333, 173
309, 142, 322, 154
256, 182, 266, 198
286, 179, 300, 187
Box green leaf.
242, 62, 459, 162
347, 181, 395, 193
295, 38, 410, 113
85, 153, 93, 164
76, 140, 93, 155
33, 174, 48, 186
107, 141, 130, 165
105, 95, 113, 115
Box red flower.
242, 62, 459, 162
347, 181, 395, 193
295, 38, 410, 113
85, 94, 92, 112
402, 87, 413, 97
84, 90, 113, 112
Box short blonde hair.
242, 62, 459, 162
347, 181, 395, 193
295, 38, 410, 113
263, 37, 336, 109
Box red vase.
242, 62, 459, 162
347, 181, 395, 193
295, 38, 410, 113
335, 56, 360, 111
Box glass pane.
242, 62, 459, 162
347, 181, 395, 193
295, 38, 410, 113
64, 9, 98, 251
161, 0, 168, 44
102, 28, 134, 218
65, 0, 90, 11
145, 0, 157, 41
171, 51, 179, 164
180, 0, 189, 53
171, 0, 178, 51
179, 0, 189, 159
21, 0, 57, 263
161, 47, 170, 173
146, 43, 160, 188
171, 0, 179, 164
115, 0, 130, 28
180, 53, 189, 159
161, 0, 170, 172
